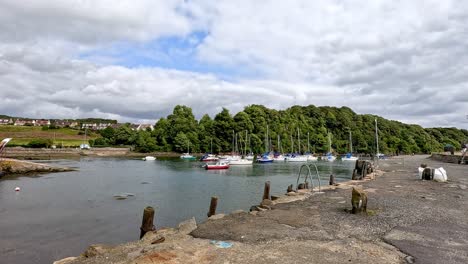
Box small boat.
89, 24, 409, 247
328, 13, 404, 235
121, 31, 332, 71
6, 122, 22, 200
285, 154, 308, 162
342, 153, 358, 161
205, 161, 230, 170
200, 154, 219, 162
306, 154, 318, 161
180, 153, 196, 160
272, 154, 285, 162
257, 154, 273, 163
229, 159, 253, 165
323, 152, 336, 162
143, 156, 156, 161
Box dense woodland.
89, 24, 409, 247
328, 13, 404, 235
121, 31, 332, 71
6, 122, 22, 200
91, 105, 468, 155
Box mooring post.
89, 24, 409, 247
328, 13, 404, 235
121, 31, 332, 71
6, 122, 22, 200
140, 206, 155, 239
287, 184, 293, 193
207, 196, 218, 217
329, 174, 335, 185
263, 181, 271, 200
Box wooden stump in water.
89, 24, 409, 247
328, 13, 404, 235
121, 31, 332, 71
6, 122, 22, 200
140, 206, 155, 239
207, 196, 218, 217
351, 187, 367, 214
329, 174, 336, 185
298, 183, 305, 190
287, 184, 293, 193
263, 181, 271, 200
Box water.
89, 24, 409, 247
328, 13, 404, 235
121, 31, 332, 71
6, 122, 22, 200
0, 157, 355, 264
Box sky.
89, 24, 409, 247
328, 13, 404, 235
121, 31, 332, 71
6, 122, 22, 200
0, 0, 467, 128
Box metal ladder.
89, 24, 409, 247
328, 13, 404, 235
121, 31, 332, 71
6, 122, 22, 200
296, 163, 322, 192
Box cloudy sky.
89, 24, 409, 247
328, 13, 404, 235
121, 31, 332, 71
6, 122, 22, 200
0, 0, 467, 128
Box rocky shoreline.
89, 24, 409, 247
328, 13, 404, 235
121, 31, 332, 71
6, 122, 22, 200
53, 155, 468, 264
0, 158, 75, 176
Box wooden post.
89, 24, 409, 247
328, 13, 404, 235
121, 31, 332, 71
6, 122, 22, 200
207, 196, 218, 217
351, 187, 368, 214
140, 206, 155, 239
263, 181, 271, 200
287, 184, 293, 193
329, 174, 335, 185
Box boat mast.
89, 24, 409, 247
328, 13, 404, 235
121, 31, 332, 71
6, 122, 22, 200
290, 134, 294, 153
307, 132, 310, 153
375, 118, 379, 158
210, 138, 213, 153
297, 128, 301, 154
328, 132, 332, 153
349, 130, 353, 153
265, 125, 269, 153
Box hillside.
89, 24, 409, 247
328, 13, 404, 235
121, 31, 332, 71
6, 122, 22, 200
0, 126, 100, 147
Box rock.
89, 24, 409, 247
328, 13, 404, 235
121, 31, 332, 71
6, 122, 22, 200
405, 255, 415, 263
249, 211, 258, 216
459, 185, 467, 190
258, 204, 271, 210
351, 187, 368, 214
208, 214, 225, 220
178, 217, 197, 235
271, 195, 280, 200
83, 244, 112, 258
231, 209, 245, 214
260, 199, 273, 206
249, 205, 259, 212
286, 191, 298, 196
53, 257, 77, 264
298, 183, 305, 189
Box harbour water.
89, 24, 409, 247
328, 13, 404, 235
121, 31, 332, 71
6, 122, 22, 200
0, 157, 355, 264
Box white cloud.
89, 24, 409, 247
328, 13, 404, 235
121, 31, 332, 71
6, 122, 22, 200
0, 1, 467, 129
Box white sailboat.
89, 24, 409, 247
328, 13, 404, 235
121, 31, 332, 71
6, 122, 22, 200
342, 130, 358, 161
323, 132, 336, 162
228, 131, 252, 165
180, 141, 196, 160
286, 128, 308, 162
305, 132, 318, 161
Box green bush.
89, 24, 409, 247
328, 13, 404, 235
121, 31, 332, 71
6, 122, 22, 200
27, 139, 54, 148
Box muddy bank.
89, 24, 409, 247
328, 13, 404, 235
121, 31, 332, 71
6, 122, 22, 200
2, 147, 187, 160
0, 158, 75, 176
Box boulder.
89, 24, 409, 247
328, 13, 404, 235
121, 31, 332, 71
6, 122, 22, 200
178, 217, 197, 235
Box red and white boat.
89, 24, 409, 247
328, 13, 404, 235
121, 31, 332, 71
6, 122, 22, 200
205, 161, 230, 170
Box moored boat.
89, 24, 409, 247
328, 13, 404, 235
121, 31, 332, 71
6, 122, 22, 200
205, 161, 230, 170
228, 159, 253, 165
143, 156, 156, 161
341, 153, 358, 161
200, 154, 218, 162
257, 154, 273, 163
180, 153, 196, 160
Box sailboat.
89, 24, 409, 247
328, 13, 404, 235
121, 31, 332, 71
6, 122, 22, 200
80, 128, 90, 149
342, 130, 358, 161
285, 128, 308, 162
180, 141, 196, 160
229, 132, 253, 165
323, 132, 336, 162
200, 138, 219, 161
306, 132, 318, 161
272, 134, 285, 161
257, 125, 273, 163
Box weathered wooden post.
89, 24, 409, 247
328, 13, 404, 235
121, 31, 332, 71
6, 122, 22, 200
140, 206, 155, 239
329, 174, 335, 185
297, 183, 305, 189
263, 181, 271, 200
207, 196, 218, 217
351, 187, 367, 214
287, 184, 293, 193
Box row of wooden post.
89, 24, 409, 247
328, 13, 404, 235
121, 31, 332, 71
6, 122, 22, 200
139, 181, 273, 239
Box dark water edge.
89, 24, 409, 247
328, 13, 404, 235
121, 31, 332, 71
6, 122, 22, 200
0, 157, 354, 264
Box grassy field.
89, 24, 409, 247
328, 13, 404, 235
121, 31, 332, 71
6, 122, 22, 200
0, 125, 100, 147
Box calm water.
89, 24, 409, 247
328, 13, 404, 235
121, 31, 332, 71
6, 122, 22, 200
0, 157, 354, 264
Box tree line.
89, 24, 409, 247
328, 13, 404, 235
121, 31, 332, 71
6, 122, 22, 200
90, 104, 468, 155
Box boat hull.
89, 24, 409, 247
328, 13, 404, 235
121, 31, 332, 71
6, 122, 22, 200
205, 165, 230, 170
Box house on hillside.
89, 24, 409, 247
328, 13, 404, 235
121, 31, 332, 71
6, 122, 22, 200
35, 119, 51, 126
54, 120, 79, 128
0, 119, 13, 125
14, 119, 34, 126
82, 123, 113, 130
135, 124, 154, 131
